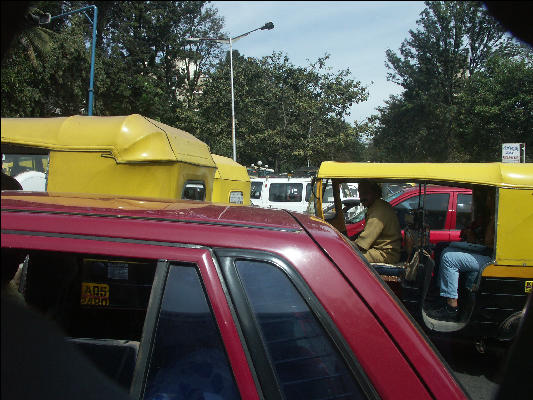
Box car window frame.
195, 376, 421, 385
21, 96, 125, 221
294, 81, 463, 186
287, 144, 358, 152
130, 259, 169, 398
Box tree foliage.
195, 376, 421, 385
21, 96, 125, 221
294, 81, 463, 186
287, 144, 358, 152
371, 1, 533, 162
197, 51, 368, 171
2, 1, 224, 122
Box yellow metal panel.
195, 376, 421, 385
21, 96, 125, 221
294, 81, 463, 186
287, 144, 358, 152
211, 154, 250, 182
1, 115, 216, 167
2, 193, 213, 211
317, 162, 533, 188
47, 152, 179, 198
495, 188, 533, 266
211, 154, 251, 205
212, 178, 251, 205
482, 264, 533, 278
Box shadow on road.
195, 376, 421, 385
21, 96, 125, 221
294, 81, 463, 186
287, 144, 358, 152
432, 338, 507, 400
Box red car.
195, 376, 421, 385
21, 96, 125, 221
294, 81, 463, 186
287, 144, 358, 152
346, 186, 473, 245
1, 192, 465, 399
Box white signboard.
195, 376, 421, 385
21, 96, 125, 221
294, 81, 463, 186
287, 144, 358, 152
502, 143, 522, 163
229, 191, 244, 204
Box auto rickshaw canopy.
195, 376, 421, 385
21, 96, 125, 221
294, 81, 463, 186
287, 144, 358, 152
317, 162, 533, 189
1, 114, 216, 167
212, 154, 250, 182
211, 154, 251, 205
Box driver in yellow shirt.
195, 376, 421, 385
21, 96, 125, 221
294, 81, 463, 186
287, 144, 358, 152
354, 181, 402, 264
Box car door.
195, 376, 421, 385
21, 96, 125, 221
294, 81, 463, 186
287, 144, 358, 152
1, 228, 257, 399
135, 248, 382, 400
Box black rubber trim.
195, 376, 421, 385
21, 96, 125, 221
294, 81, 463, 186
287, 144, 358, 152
2, 208, 301, 232
215, 248, 379, 400
131, 260, 170, 399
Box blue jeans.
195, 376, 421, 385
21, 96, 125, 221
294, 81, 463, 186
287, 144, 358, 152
438, 246, 491, 299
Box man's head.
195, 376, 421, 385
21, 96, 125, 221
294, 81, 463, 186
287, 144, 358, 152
358, 181, 381, 208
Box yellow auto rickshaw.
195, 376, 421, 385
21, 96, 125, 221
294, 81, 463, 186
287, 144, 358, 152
1, 115, 247, 205
310, 161, 533, 351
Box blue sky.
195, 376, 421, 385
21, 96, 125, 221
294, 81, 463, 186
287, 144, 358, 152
211, 1, 426, 125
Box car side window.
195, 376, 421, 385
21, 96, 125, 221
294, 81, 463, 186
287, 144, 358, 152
13, 250, 158, 390
394, 193, 449, 230
235, 260, 366, 400
143, 264, 239, 400
424, 193, 450, 229
269, 183, 303, 202
182, 181, 206, 201
456, 193, 472, 230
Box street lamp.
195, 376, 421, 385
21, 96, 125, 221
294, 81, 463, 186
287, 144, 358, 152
186, 22, 274, 162
49, 6, 98, 116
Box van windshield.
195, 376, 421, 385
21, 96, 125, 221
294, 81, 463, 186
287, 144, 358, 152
251, 181, 263, 199
2, 153, 49, 191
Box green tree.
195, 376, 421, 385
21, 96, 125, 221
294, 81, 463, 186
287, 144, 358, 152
94, 1, 224, 125
455, 46, 533, 161
197, 51, 368, 171
2, 1, 224, 124
372, 1, 513, 162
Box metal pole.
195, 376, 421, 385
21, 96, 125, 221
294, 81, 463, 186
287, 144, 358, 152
88, 6, 97, 116
229, 38, 237, 162
50, 6, 98, 116
186, 22, 273, 162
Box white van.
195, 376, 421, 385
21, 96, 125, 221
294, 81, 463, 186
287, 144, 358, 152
251, 177, 361, 215
250, 177, 313, 213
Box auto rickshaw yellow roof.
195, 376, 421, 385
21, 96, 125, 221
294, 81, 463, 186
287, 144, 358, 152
212, 154, 250, 182
317, 162, 533, 188
1, 114, 216, 168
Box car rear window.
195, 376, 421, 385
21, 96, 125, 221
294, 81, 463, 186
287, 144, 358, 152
269, 183, 303, 202
182, 181, 206, 201
235, 260, 365, 400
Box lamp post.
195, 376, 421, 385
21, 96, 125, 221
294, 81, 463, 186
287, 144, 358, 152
187, 22, 274, 162
49, 5, 98, 116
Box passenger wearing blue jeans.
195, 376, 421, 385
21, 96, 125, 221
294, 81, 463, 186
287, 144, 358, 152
428, 187, 495, 321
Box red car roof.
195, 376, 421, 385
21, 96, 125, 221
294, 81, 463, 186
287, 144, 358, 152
1, 191, 302, 232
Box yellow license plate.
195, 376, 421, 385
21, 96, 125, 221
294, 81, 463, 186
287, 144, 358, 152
81, 282, 110, 306
526, 281, 533, 293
